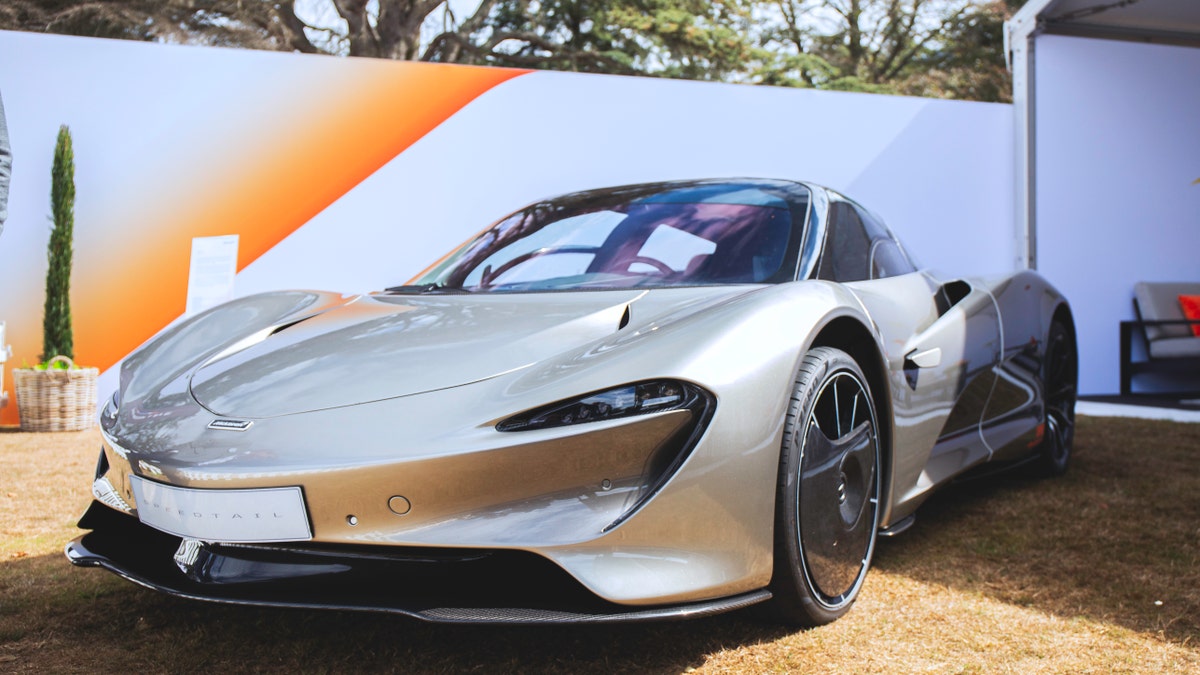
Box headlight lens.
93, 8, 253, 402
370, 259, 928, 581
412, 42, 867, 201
497, 380, 702, 432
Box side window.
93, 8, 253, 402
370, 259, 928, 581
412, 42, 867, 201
817, 203, 871, 282
869, 240, 913, 279
857, 206, 916, 280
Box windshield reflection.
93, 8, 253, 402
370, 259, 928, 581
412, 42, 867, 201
406, 180, 811, 293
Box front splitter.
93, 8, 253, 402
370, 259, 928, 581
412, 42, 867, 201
65, 503, 771, 624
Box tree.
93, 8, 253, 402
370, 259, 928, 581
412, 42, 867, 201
0, 0, 1014, 102
1, 0, 758, 77
285, 0, 486, 60
0, 1, 288, 48
897, 0, 1020, 102
427, 0, 756, 79
0, 1, 451, 56
754, 0, 1016, 102
43, 125, 75, 362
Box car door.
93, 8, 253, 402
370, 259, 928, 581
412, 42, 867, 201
817, 200, 1001, 516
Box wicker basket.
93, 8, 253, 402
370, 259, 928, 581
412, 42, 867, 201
13, 356, 98, 432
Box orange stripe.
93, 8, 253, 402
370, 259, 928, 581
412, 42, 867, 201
3, 61, 526, 426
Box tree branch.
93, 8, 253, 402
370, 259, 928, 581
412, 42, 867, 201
276, 0, 320, 54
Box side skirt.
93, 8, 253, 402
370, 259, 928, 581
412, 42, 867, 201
878, 514, 916, 538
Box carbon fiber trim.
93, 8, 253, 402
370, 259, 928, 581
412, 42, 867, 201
417, 592, 772, 624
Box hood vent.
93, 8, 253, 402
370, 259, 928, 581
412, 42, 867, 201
618, 305, 632, 331
268, 315, 314, 338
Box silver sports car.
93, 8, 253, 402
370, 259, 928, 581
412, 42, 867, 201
67, 179, 1076, 626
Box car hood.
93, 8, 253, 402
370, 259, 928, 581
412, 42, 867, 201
189, 287, 755, 418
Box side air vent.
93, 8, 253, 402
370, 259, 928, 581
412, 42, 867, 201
618, 305, 631, 331
934, 280, 972, 317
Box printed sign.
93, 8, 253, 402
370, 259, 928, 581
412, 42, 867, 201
186, 235, 239, 315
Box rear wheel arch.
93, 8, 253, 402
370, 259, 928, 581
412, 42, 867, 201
1050, 304, 1076, 350
1049, 303, 1078, 384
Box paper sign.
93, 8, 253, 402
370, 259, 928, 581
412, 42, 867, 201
186, 235, 239, 315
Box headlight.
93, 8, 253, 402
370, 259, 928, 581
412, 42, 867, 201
496, 380, 706, 432
498, 379, 715, 531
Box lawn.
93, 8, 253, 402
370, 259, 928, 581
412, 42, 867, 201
1, 416, 1197, 673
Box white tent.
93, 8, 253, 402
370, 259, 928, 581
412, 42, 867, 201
1006, 0, 1200, 394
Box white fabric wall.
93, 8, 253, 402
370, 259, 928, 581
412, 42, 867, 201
236, 74, 1014, 296
0, 31, 1014, 410
1035, 35, 1200, 394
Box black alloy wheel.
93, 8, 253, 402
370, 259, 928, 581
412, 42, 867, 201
770, 347, 881, 627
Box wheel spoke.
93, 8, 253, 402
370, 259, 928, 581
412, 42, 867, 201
833, 380, 842, 436
798, 372, 878, 603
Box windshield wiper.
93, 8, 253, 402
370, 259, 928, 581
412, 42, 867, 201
383, 283, 471, 294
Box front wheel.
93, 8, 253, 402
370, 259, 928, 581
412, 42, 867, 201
769, 347, 881, 627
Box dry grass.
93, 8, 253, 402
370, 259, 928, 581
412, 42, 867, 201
0, 416, 1197, 673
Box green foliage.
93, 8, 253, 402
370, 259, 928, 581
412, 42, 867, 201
42, 125, 74, 363
444, 0, 757, 81
31, 359, 75, 371
897, 0, 1018, 102
753, 0, 1016, 102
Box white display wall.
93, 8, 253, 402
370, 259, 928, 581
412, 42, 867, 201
1035, 34, 1200, 394
0, 30, 1013, 422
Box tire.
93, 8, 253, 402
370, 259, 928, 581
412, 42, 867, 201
769, 346, 881, 627
1036, 320, 1077, 477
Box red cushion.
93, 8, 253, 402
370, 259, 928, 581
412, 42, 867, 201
1179, 295, 1200, 337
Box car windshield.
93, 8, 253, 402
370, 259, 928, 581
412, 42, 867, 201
406, 181, 810, 293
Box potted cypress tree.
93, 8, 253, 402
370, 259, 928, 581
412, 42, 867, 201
13, 125, 97, 431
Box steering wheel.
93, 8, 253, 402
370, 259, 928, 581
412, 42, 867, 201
624, 255, 675, 275
480, 246, 600, 287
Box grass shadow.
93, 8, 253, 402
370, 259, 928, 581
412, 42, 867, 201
872, 415, 1199, 645
0, 551, 793, 673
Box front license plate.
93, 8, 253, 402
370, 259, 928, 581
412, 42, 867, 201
130, 476, 312, 543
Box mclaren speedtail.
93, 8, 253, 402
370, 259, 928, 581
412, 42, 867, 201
67, 179, 1077, 626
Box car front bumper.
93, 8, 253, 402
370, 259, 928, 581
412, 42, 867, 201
66, 501, 771, 624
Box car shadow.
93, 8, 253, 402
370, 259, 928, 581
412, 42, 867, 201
0, 550, 791, 672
